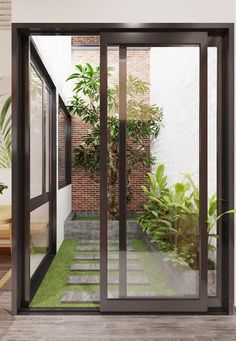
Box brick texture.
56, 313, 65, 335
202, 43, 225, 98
71, 36, 150, 213
58, 106, 67, 188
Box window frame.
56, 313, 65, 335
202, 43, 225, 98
58, 95, 71, 189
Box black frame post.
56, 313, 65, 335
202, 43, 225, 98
119, 46, 127, 298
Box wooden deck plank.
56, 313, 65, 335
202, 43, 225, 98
1, 290, 236, 340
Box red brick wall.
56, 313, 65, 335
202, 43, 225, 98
58, 106, 67, 188
71, 36, 150, 212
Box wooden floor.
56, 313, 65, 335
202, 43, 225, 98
1, 290, 236, 340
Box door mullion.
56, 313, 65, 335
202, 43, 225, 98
119, 46, 127, 298
100, 38, 108, 307
199, 38, 208, 303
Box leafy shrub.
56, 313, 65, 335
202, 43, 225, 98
137, 164, 218, 270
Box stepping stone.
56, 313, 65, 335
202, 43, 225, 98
70, 263, 144, 271
78, 240, 100, 245
61, 290, 156, 303
67, 275, 150, 285
76, 245, 134, 251
78, 240, 119, 245
61, 291, 99, 303
109, 291, 156, 298
67, 275, 100, 284
73, 253, 138, 260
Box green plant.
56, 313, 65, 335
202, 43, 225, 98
138, 164, 235, 270
0, 182, 7, 195
67, 63, 163, 219
0, 95, 12, 168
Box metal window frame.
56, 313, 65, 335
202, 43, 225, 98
29, 42, 57, 301
11, 23, 234, 315
12, 37, 57, 307
58, 95, 72, 189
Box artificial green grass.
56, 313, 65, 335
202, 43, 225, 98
30, 238, 174, 308
73, 215, 100, 221
30, 240, 100, 308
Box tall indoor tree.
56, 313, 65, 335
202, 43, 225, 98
67, 63, 163, 218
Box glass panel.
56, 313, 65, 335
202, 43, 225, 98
207, 47, 217, 297
30, 202, 49, 277
45, 87, 50, 193
126, 46, 200, 298
58, 106, 67, 189
107, 46, 120, 298
30, 64, 43, 198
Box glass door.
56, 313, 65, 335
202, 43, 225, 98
100, 32, 208, 312
28, 41, 56, 300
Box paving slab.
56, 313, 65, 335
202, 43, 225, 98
61, 291, 99, 303
78, 240, 118, 245
70, 263, 144, 271
76, 245, 134, 252
67, 275, 149, 285
73, 253, 138, 260
61, 290, 156, 303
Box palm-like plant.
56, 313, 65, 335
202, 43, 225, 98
138, 164, 236, 269
0, 95, 12, 168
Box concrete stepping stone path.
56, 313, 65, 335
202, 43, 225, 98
67, 275, 150, 285
70, 262, 144, 271
61, 290, 156, 303
78, 239, 131, 246
78, 240, 119, 245
60, 239, 148, 304
76, 245, 134, 252
61, 291, 99, 303
73, 253, 138, 260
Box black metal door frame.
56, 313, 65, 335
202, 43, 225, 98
12, 23, 234, 315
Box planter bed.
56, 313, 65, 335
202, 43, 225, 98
64, 211, 142, 240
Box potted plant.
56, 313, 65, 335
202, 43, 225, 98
0, 182, 7, 195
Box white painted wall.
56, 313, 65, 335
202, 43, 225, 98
32, 36, 72, 250
10, 0, 236, 303
150, 47, 200, 187
150, 46, 217, 199
32, 36, 72, 104
11, 0, 235, 23
57, 185, 72, 250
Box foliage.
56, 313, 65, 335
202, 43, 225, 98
67, 63, 163, 218
0, 95, 12, 168
0, 182, 7, 195
137, 164, 235, 270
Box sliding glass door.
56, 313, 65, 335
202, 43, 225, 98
12, 24, 233, 314
100, 32, 208, 312
28, 42, 56, 299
